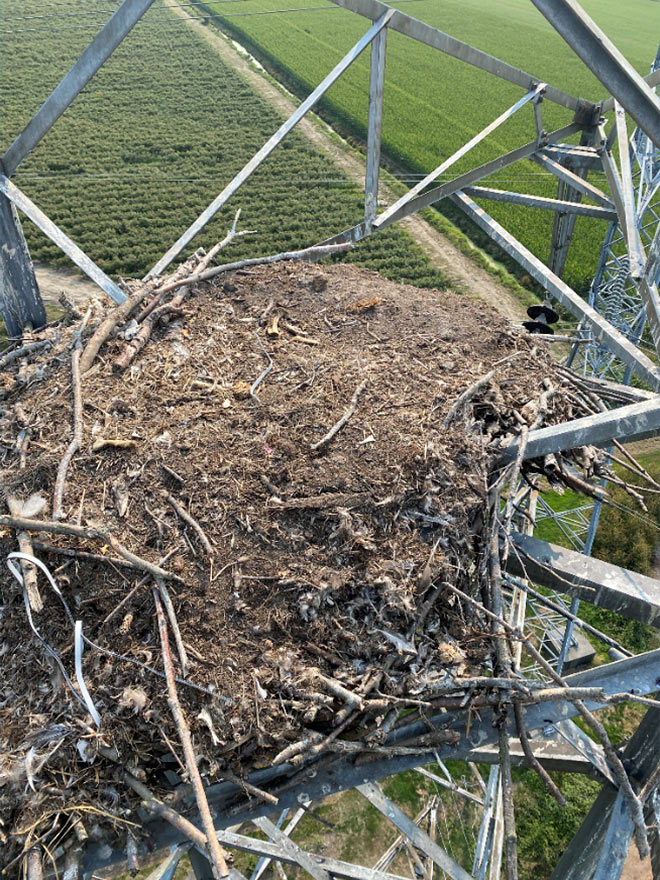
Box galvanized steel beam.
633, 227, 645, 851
0, 194, 46, 337
364, 27, 387, 227
376, 83, 546, 228
462, 185, 616, 221
81, 649, 660, 872
328, 0, 580, 110
550, 709, 660, 880
506, 532, 660, 627
0, 0, 158, 177
465, 738, 604, 778
148, 10, 394, 278
372, 122, 582, 230
0, 176, 126, 305
357, 782, 475, 880
253, 816, 330, 880
529, 0, 660, 149
501, 397, 660, 463
531, 152, 614, 208
451, 191, 660, 389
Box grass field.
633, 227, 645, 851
196, 0, 660, 293
0, 0, 450, 289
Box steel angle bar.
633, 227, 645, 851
506, 532, 660, 626
0, 194, 46, 337
591, 789, 633, 880
614, 102, 645, 276
376, 83, 546, 228
552, 720, 617, 786
372, 122, 582, 230
414, 767, 484, 806
0, 175, 126, 305
531, 152, 615, 208
356, 782, 475, 880
466, 736, 610, 780
541, 144, 603, 170
80, 649, 660, 876
253, 816, 330, 880
364, 26, 387, 227
328, 0, 579, 110
451, 191, 660, 389
147, 10, 394, 278
529, 0, 660, 149
461, 185, 617, 220
251, 809, 303, 880
550, 708, 660, 880
602, 69, 660, 114
501, 398, 660, 463
0, 0, 158, 178
637, 213, 660, 359
206, 828, 410, 880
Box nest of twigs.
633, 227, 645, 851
0, 256, 650, 875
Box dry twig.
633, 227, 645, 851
53, 334, 84, 520
310, 379, 367, 451
153, 590, 229, 878
162, 491, 213, 557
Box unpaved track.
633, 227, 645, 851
167, 1, 526, 322
35, 264, 101, 308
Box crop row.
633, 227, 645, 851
0, 0, 449, 290
196, 0, 659, 293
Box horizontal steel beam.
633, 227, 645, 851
376, 83, 546, 228
147, 10, 393, 278
0, 176, 126, 305
466, 736, 609, 780
541, 145, 603, 170
501, 397, 660, 462
1, 0, 157, 177
451, 191, 660, 390
372, 122, 582, 230
462, 185, 617, 220
507, 532, 660, 627
529, 0, 660, 149
531, 152, 615, 208
328, 0, 580, 110
82, 649, 660, 872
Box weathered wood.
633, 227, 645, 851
0, 193, 46, 336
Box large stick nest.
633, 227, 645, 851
0, 262, 590, 867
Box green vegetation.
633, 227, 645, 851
0, 0, 449, 290
195, 0, 660, 293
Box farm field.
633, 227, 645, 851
0, 0, 449, 290
196, 0, 660, 293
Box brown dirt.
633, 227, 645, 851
34, 263, 102, 309
0, 261, 577, 864
166, 1, 527, 323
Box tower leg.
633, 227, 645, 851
0, 193, 46, 337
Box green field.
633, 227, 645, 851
196, 0, 660, 293
0, 0, 450, 289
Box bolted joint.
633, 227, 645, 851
573, 98, 601, 128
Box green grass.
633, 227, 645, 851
195, 0, 660, 294
0, 0, 451, 292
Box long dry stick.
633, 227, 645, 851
162, 491, 213, 556
153, 590, 229, 879
80, 285, 153, 373
53, 337, 83, 520
155, 575, 189, 677
512, 702, 566, 806
196, 209, 257, 273
310, 378, 367, 451
154, 243, 352, 298
0, 340, 51, 369
0, 515, 183, 583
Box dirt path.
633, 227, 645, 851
35, 264, 102, 308
167, 1, 526, 322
